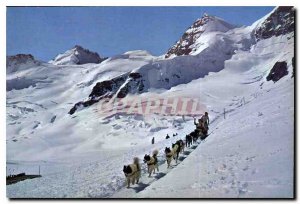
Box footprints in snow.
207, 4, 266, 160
269, 148, 283, 156
245, 156, 256, 162
204, 153, 259, 197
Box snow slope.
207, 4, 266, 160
6, 50, 157, 160
135, 80, 294, 198
6, 54, 41, 75
112, 31, 294, 198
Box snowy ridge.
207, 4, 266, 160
49, 45, 103, 65
6, 54, 41, 74
69, 26, 248, 114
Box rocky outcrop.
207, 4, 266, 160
266, 61, 288, 82
165, 14, 235, 58
7, 54, 40, 73
69, 72, 145, 114
254, 6, 295, 41
7, 54, 35, 65
6, 54, 41, 73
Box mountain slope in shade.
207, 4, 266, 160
49, 45, 103, 65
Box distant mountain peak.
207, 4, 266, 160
165, 14, 236, 58
73, 45, 84, 49
72, 45, 90, 52
6, 54, 40, 74
49, 45, 103, 65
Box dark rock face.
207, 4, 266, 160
7, 54, 40, 73
89, 80, 114, 96
72, 45, 103, 65
69, 74, 128, 114
129, 72, 142, 79
165, 14, 235, 58
254, 6, 294, 41
266, 61, 288, 82
68, 97, 110, 115
7, 54, 35, 64
116, 86, 129, 98
69, 72, 145, 114
51, 45, 104, 65
116, 76, 144, 98
6, 54, 37, 67
165, 17, 207, 58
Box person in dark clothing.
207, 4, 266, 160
194, 116, 208, 136
151, 137, 155, 144
165, 134, 170, 139
201, 112, 209, 131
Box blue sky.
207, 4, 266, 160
7, 6, 274, 61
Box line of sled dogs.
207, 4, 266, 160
123, 129, 206, 188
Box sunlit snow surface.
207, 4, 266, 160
6, 12, 294, 198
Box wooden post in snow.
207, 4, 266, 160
224, 108, 226, 119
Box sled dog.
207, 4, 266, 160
123, 157, 141, 188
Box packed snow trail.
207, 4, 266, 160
135, 81, 294, 198
110, 112, 224, 198
111, 140, 202, 198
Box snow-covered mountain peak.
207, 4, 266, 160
192, 13, 235, 32
6, 54, 41, 74
49, 45, 103, 65
165, 13, 236, 58
7, 53, 35, 64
